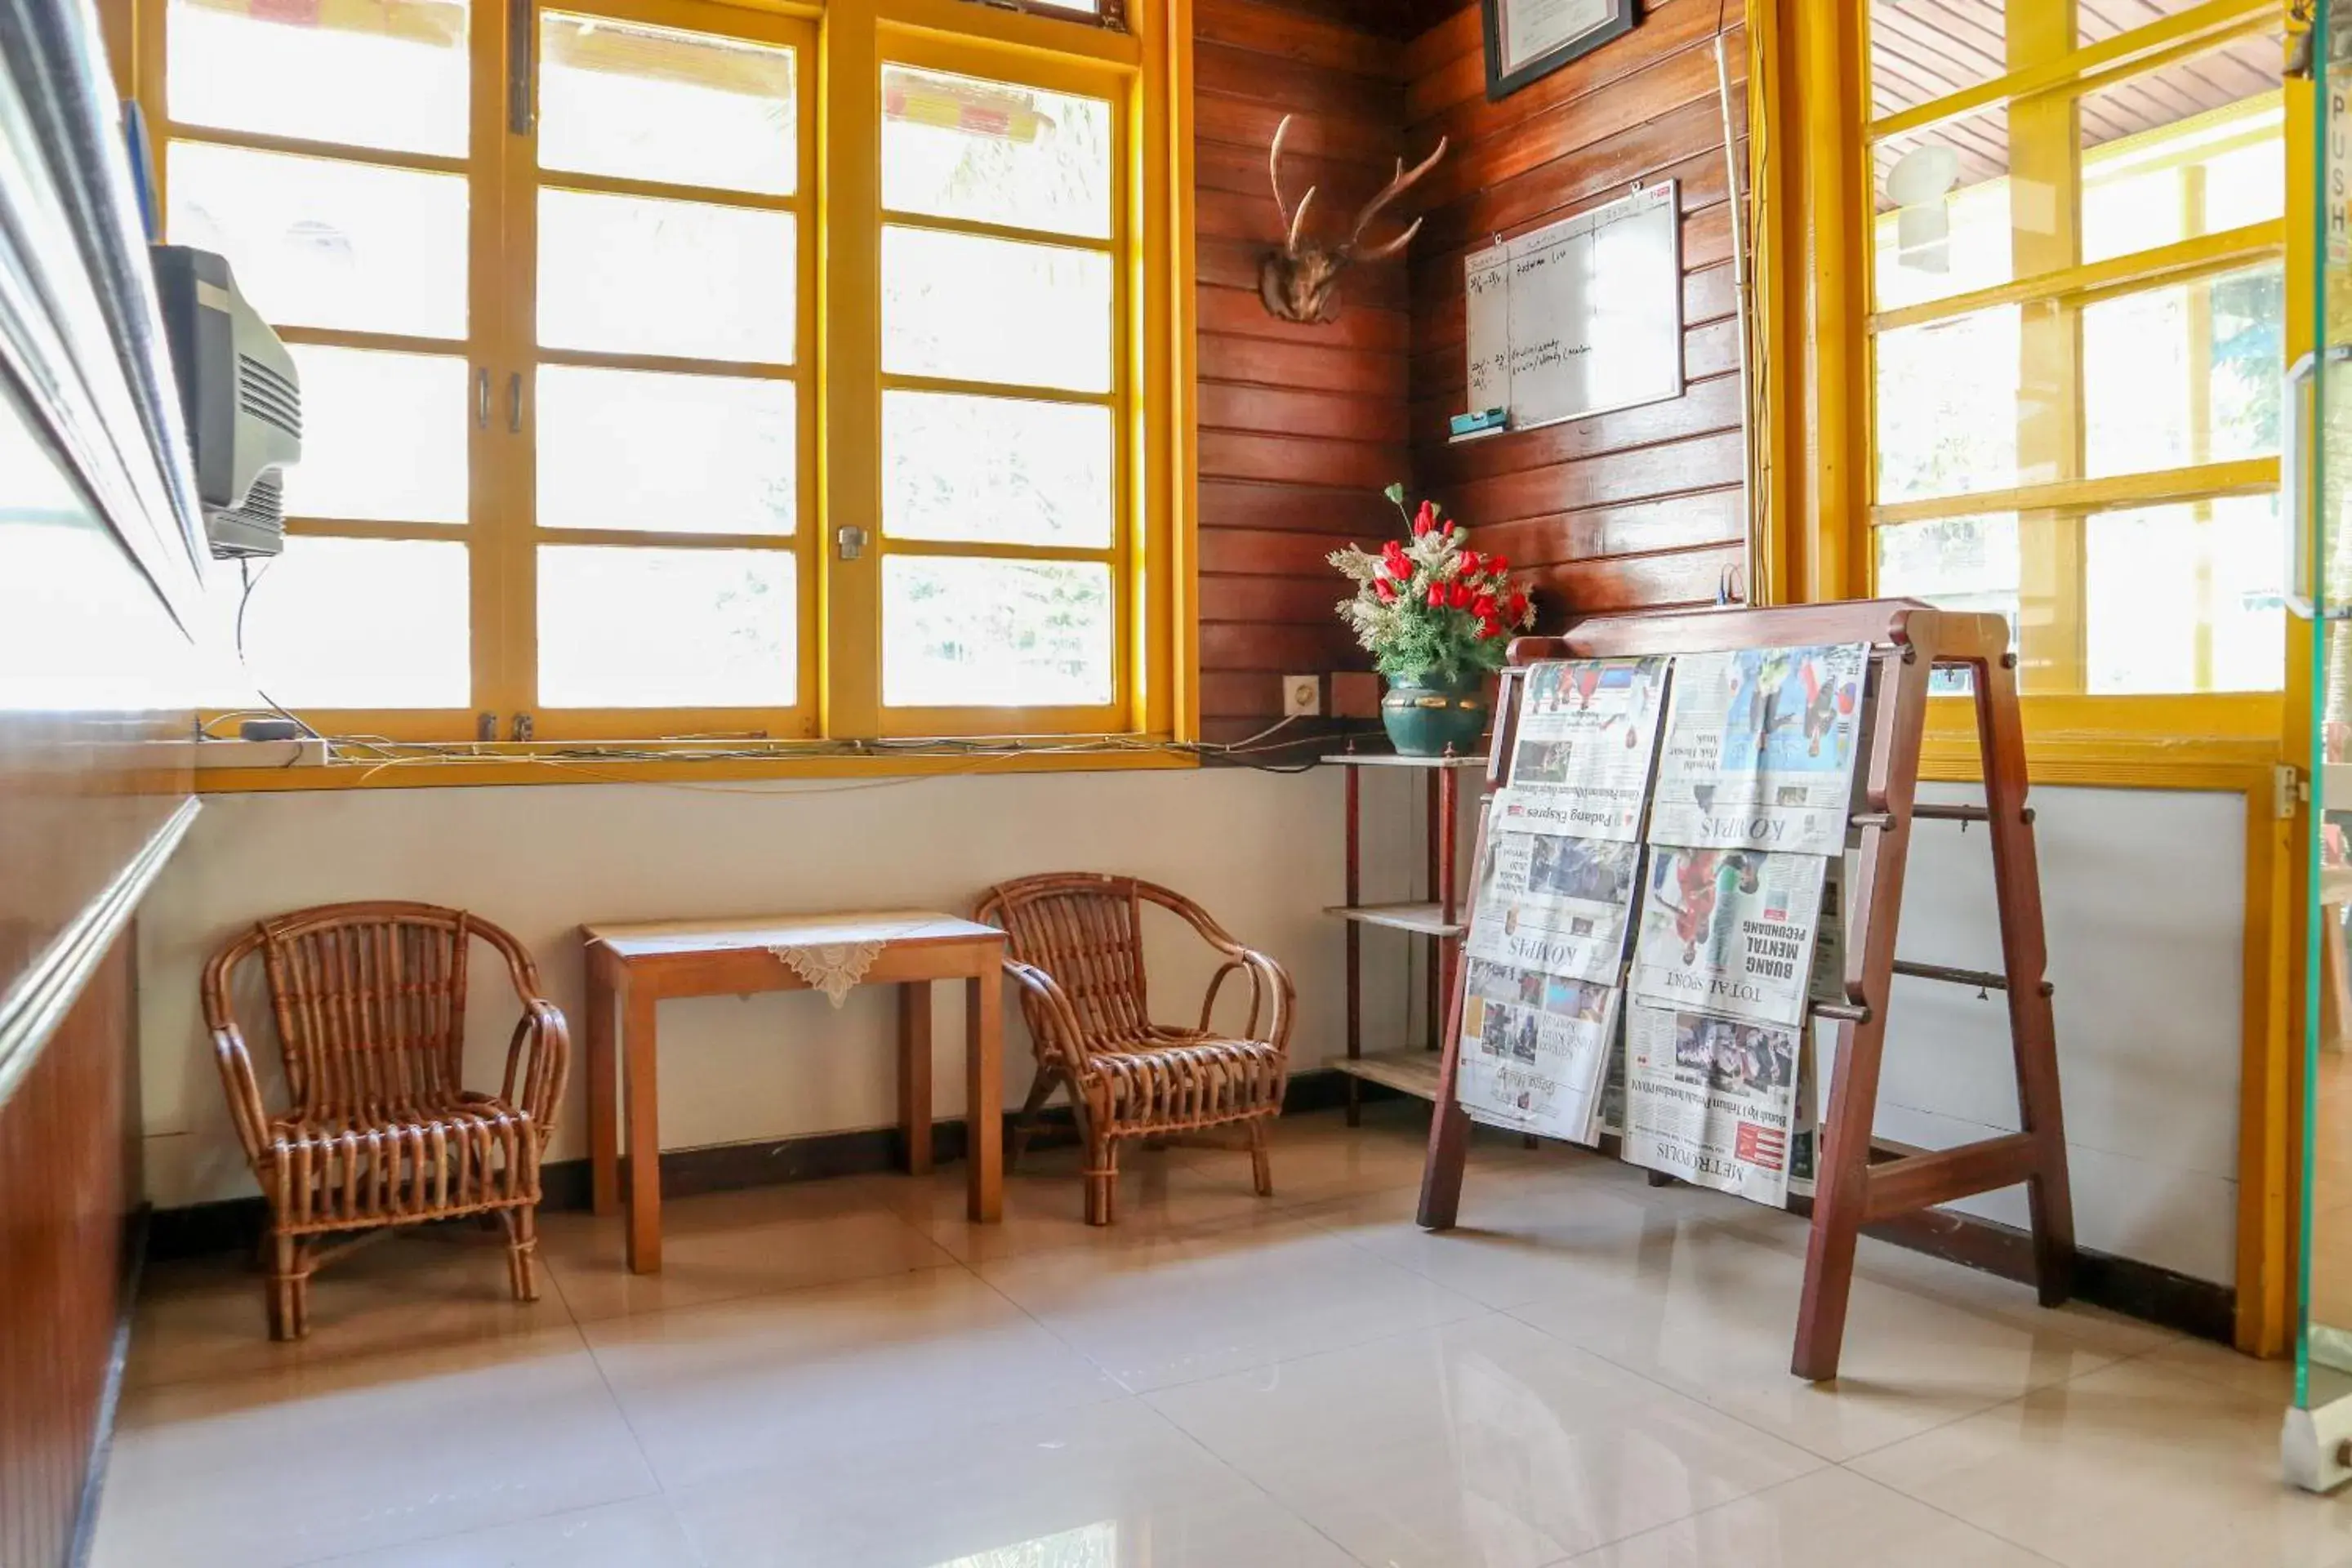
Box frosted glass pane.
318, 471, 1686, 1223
281, 345, 466, 523
167, 0, 468, 157
167, 141, 467, 337
2084, 496, 2283, 695
541, 14, 796, 195
884, 556, 1111, 706
882, 64, 1110, 238
2082, 264, 2283, 479
234, 537, 470, 707
882, 227, 1109, 392
538, 367, 795, 535
883, 392, 1109, 546
539, 546, 795, 706
538, 189, 795, 362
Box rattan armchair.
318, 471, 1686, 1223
973, 873, 1294, 1225
201, 902, 568, 1340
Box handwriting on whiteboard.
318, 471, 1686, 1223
1462, 180, 1683, 435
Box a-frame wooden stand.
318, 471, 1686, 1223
1415, 599, 2076, 1382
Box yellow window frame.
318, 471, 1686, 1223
121, 0, 1195, 770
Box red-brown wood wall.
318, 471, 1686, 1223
1193, 0, 1414, 742
1404, 0, 1750, 622
1191, 0, 1750, 739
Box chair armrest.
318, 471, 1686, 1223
501, 998, 571, 1138
211, 1025, 270, 1168
1001, 957, 1097, 1076
1196, 946, 1294, 1055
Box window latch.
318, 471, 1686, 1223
836, 525, 870, 561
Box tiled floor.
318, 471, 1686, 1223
91, 1104, 2352, 1567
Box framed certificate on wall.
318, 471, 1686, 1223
1482, 0, 1636, 100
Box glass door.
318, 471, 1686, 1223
2289, 0, 2352, 1491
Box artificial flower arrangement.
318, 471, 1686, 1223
1328, 483, 1536, 684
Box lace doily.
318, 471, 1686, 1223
768, 938, 890, 1006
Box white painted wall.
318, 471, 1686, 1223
1868, 784, 2247, 1285
137, 772, 2248, 1286
136, 766, 1430, 1209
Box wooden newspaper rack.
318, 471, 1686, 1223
1416, 599, 2076, 1382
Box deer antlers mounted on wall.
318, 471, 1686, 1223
1259, 114, 1448, 325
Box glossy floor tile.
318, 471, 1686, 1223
92, 1107, 2351, 1568
1149, 1312, 1824, 1568
91, 1329, 654, 1568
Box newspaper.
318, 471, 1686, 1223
1622, 1000, 1803, 1205
1491, 657, 1672, 842
1628, 846, 1827, 1027
1455, 957, 1620, 1143
1464, 830, 1642, 984
1650, 644, 1870, 854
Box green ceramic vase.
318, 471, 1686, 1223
1380, 668, 1489, 758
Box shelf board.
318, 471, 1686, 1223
1319, 753, 1488, 769
1321, 901, 1468, 937
1332, 1049, 1444, 1101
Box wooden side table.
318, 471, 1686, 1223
580, 911, 1007, 1273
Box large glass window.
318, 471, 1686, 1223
145, 0, 1154, 744
1866, 7, 2285, 696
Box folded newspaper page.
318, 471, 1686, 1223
1491, 656, 1671, 842
1455, 957, 1620, 1143
1650, 644, 1869, 854
1464, 830, 1642, 983
1628, 845, 1827, 1027
1622, 1000, 1803, 1205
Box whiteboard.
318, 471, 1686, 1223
1463, 180, 1684, 436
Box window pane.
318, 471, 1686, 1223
1875, 514, 2021, 643
1875, 304, 2055, 503
538, 546, 795, 706
538, 367, 795, 535
2082, 263, 2283, 479
1869, 1, 2005, 118
2084, 495, 2283, 693
2079, 41, 2283, 265
540, 15, 797, 197
881, 65, 1111, 239
1873, 105, 2017, 313
167, 0, 468, 158
167, 141, 467, 337
883, 392, 1110, 546
538, 189, 795, 363
884, 557, 1111, 707
233, 537, 470, 707
882, 227, 1110, 391
281, 345, 467, 523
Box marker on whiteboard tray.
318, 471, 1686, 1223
1450, 408, 1508, 442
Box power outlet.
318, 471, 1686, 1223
1281, 675, 1321, 717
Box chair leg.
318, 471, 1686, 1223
265, 1231, 307, 1342
1084, 1135, 1118, 1227
1010, 1071, 1056, 1171
503, 1206, 541, 1303
1247, 1119, 1273, 1198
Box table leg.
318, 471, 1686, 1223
622, 983, 662, 1273
965, 965, 1003, 1223
899, 980, 933, 1174
586, 951, 618, 1216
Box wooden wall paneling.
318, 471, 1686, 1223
1404, 0, 1753, 628
1195, 0, 1414, 741
0, 939, 136, 1568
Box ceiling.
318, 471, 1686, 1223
1872, 0, 2282, 201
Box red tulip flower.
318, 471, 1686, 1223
1472, 593, 1498, 621
1374, 578, 1396, 603
1425, 583, 1447, 608
1412, 500, 1438, 536
1449, 581, 1473, 609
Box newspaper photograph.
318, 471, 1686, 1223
1456, 958, 1620, 1143
1650, 644, 1870, 854
1622, 1000, 1802, 1206
1628, 846, 1826, 1027
1493, 656, 1672, 842
1465, 829, 1642, 983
